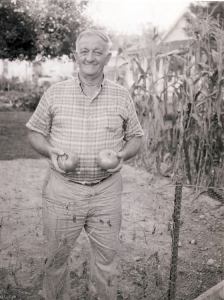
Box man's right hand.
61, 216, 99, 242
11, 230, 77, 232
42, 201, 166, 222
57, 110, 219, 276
27, 131, 66, 174
49, 147, 66, 174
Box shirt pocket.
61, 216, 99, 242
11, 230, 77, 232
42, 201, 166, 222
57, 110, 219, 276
106, 106, 124, 137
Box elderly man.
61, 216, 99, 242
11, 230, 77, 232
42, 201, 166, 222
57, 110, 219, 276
26, 29, 143, 300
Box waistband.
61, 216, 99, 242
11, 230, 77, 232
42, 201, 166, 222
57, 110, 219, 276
68, 174, 113, 187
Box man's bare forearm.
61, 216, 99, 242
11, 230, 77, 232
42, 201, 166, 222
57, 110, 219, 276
121, 136, 143, 161
27, 130, 54, 158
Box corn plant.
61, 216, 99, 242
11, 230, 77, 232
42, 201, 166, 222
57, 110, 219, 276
128, 14, 224, 192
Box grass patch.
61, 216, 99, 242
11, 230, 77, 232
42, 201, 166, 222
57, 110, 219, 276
0, 111, 41, 160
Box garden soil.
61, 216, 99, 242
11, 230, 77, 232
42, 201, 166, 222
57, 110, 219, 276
0, 159, 224, 299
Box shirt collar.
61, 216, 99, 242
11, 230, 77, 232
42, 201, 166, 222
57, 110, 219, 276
77, 73, 106, 92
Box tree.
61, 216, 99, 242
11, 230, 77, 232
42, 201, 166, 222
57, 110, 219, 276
189, 1, 224, 26
30, 0, 92, 57
207, 1, 224, 25
0, 0, 37, 60
0, 0, 92, 60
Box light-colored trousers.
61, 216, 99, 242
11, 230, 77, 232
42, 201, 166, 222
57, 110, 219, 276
41, 168, 123, 300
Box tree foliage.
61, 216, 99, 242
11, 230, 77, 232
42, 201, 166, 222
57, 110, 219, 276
0, 0, 92, 60
189, 1, 224, 26
0, 0, 37, 60
30, 0, 92, 58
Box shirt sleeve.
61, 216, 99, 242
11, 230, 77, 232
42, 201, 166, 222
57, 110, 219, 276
26, 89, 52, 137
124, 91, 144, 141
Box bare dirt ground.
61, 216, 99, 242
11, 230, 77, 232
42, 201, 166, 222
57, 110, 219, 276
0, 158, 224, 299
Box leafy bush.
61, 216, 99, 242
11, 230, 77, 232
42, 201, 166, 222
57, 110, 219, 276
17, 87, 44, 111
0, 77, 45, 111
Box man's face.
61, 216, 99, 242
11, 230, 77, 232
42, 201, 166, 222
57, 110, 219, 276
74, 34, 111, 79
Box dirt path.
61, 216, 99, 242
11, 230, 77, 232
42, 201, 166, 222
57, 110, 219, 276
0, 159, 223, 299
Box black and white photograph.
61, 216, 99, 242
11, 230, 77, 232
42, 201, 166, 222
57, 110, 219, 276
1, 0, 224, 299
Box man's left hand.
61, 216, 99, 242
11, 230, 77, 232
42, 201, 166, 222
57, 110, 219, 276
107, 151, 124, 173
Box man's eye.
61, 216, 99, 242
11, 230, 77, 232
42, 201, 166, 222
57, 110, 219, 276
81, 51, 88, 54
95, 52, 102, 55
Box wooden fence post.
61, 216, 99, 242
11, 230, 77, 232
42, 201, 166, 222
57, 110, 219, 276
167, 182, 183, 300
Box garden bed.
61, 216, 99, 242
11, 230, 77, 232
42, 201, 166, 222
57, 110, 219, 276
0, 111, 223, 299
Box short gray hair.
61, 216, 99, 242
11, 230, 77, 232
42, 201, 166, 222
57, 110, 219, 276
76, 29, 112, 51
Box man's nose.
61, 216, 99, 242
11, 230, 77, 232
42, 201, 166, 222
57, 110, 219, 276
86, 52, 95, 62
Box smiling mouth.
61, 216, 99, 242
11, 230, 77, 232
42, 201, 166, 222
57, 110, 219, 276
83, 63, 98, 65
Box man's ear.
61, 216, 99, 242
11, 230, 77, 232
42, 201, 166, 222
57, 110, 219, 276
105, 52, 112, 66
73, 50, 78, 63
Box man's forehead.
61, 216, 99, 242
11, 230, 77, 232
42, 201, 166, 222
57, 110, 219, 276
77, 35, 108, 49
76, 29, 111, 51
77, 29, 110, 43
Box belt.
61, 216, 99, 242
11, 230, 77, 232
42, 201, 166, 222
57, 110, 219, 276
69, 174, 112, 187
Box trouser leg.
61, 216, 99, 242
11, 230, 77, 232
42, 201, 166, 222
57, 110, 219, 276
85, 172, 123, 300
42, 235, 73, 300
41, 170, 86, 300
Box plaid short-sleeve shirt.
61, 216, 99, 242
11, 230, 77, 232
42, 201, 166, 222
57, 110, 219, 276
26, 76, 144, 182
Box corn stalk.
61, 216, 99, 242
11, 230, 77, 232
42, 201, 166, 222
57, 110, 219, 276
129, 15, 224, 190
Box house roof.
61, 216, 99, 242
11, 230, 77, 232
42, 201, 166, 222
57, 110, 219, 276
158, 8, 196, 44
124, 40, 152, 55
124, 7, 196, 56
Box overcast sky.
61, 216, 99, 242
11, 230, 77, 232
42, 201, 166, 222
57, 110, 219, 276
85, 0, 195, 34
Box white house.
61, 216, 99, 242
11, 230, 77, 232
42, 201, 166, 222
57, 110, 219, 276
121, 9, 196, 98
